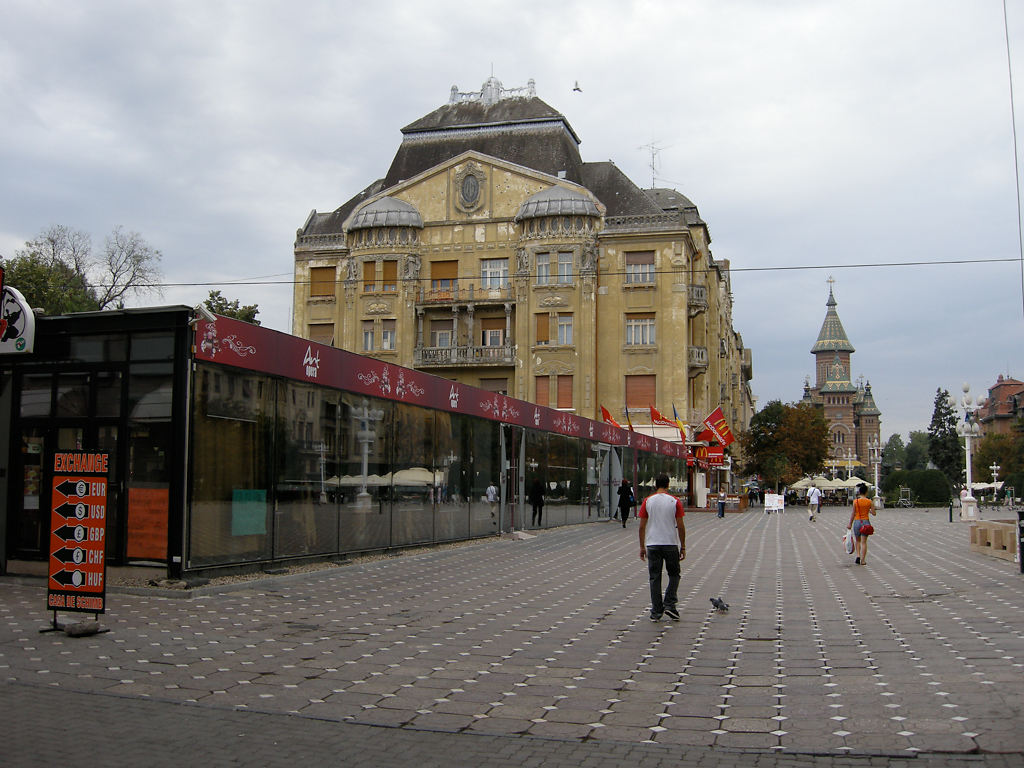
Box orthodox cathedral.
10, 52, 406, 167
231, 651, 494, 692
801, 283, 881, 475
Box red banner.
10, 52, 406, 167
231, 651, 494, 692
193, 316, 688, 460
702, 407, 735, 447
649, 405, 677, 427
600, 405, 622, 429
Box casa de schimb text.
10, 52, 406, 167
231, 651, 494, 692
292, 76, 755, 454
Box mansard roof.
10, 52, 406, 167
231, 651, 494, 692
646, 188, 706, 226
384, 78, 584, 188
811, 287, 855, 354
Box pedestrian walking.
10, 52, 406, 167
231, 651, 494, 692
638, 473, 686, 621
616, 478, 634, 527
846, 482, 876, 565
716, 489, 726, 518
807, 483, 821, 522
527, 478, 545, 527
486, 482, 499, 519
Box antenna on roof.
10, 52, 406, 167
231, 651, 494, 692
638, 142, 663, 188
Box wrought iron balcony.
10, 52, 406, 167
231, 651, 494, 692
414, 344, 516, 367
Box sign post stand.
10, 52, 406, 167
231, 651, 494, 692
41, 451, 110, 635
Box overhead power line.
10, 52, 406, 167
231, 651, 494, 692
97, 256, 1019, 291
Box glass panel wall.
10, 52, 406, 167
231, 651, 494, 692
390, 403, 434, 546
523, 428, 547, 529
186, 361, 685, 569
337, 394, 392, 553
274, 381, 339, 558
545, 434, 582, 527
434, 412, 471, 541
469, 419, 501, 536
127, 363, 174, 563
189, 365, 275, 567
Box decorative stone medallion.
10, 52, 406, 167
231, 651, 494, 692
455, 162, 487, 213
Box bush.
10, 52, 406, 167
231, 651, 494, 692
881, 469, 951, 505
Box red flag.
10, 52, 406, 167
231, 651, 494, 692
702, 407, 735, 447
649, 405, 677, 428
696, 429, 716, 443
600, 405, 622, 429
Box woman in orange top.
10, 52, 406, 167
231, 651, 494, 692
846, 482, 876, 565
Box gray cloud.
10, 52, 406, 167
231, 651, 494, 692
1, 0, 1021, 441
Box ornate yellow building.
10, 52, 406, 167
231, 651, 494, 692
293, 77, 753, 446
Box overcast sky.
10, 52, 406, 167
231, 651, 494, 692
2, 0, 1023, 442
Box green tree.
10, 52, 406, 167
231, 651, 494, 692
203, 290, 261, 325
880, 433, 906, 476
1, 224, 162, 315
927, 387, 963, 489
0, 250, 98, 314
973, 432, 1022, 483
904, 431, 930, 471
739, 400, 829, 490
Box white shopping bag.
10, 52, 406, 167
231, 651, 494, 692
843, 528, 854, 555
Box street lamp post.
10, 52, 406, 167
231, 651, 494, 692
990, 462, 1001, 505
953, 384, 982, 521
868, 435, 882, 508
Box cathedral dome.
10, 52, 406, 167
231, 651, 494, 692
515, 186, 600, 221
346, 196, 424, 231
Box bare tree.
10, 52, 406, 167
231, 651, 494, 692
8, 224, 163, 313
93, 226, 163, 309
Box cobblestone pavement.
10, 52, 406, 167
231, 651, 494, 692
3, 508, 1023, 767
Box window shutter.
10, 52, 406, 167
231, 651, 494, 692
480, 317, 504, 331
309, 266, 335, 297
625, 251, 655, 265
479, 378, 508, 394
308, 323, 334, 345
535, 376, 549, 408
556, 375, 573, 409
362, 261, 376, 292
625, 374, 656, 409
381, 260, 397, 291
431, 261, 458, 280
535, 313, 549, 344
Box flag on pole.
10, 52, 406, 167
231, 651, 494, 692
625, 410, 635, 431
672, 403, 687, 441
702, 406, 735, 447
600, 405, 622, 429
649, 405, 677, 428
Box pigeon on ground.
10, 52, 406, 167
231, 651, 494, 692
710, 597, 729, 612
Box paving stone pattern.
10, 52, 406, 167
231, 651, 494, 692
2, 509, 1023, 767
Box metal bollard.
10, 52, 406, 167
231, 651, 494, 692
949, 499, 953, 523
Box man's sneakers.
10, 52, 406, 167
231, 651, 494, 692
649, 611, 663, 622
664, 607, 680, 621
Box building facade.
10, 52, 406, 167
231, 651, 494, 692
801, 285, 881, 476
293, 77, 754, 457
977, 375, 1024, 437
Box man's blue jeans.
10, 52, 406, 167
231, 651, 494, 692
646, 545, 680, 615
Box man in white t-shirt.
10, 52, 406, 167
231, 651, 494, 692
486, 483, 499, 519
638, 474, 686, 622
807, 483, 822, 522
